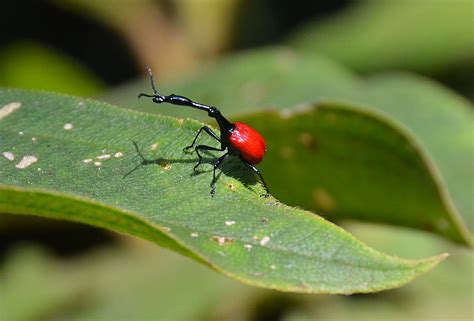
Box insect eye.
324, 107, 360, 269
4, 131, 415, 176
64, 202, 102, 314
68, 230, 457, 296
153, 96, 164, 103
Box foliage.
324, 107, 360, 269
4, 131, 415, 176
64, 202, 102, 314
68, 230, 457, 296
106, 49, 473, 245
0, 89, 448, 294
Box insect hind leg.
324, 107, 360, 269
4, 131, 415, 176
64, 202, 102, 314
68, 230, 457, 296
242, 159, 270, 197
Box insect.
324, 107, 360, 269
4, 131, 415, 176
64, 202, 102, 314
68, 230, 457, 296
138, 67, 270, 197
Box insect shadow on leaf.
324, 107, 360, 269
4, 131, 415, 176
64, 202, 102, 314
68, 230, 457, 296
123, 141, 262, 196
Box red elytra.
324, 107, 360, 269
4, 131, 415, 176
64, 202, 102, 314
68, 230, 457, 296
229, 122, 266, 164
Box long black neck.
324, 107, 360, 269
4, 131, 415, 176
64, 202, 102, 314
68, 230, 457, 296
138, 67, 234, 132
138, 92, 234, 132
209, 107, 234, 133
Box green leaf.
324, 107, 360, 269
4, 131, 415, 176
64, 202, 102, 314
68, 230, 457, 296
287, 0, 474, 73
0, 89, 446, 294
105, 48, 473, 246
0, 42, 105, 96
239, 105, 472, 246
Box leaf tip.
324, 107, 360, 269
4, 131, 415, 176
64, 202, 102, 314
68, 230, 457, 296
413, 252, 449, 274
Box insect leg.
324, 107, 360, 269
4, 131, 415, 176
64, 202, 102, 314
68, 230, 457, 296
243, 160, 270, 197
193, 145, 226, 171
211, 152, 229, 196
184, 126, 221, 152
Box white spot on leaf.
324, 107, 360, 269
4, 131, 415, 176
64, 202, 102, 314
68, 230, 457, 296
97, 154, 111, 160
94, 161, 102, 166
83, 159, 93, 163
225, 220, 236, 226
63, 123, 73, 130
260, 236, 270, 246
3, 151, 14, 161
0, 102, 21, 119
214, 236, 226, 245
244, 244, 252, 251
15, 155, 38, 169
191, 232, 199, 238
114, 152, 123, 158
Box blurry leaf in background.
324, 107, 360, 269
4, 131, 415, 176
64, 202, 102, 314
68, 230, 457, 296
0, 240, 255, 321
53, 0, 200, 78
288, 0, 474, 74
104, 48, 473, 245
241, 105, 472, 246
173, 0, 242, 55
0, 42, 104, 96
360, 74, 474, 232
0, 223, 472, 321
0, 89, 446, 294
0, 245, 85, 321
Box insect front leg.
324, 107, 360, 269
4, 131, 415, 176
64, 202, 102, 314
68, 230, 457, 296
183, 126, 221, 152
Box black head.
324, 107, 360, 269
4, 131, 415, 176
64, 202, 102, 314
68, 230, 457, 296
207, 107, 220, 118
207, 107, 234, 133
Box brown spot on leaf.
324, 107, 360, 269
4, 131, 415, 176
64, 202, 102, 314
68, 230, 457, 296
160, 161, 172, 170
313, 188, 336, 212
298, 132, 317, 152
279, 146, 294, 160
211, 236, 234, 245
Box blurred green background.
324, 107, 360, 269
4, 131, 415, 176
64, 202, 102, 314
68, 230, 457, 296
1, 1, 473, 320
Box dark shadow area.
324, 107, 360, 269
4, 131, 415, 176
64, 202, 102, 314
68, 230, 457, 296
0, 214, 116, 264
249, 292, 306, 321
232, 0, 355, 49
1, 1, 137, 85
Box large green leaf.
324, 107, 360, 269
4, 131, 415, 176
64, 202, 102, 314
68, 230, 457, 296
0, 89, 446, 293
287, 0, 474, 74
240, 106, 471, 245
104, 48, 473, 245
